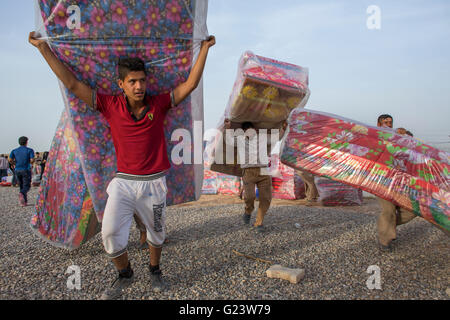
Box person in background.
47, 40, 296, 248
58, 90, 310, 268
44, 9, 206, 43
33, 152, 42, 182
376, 114, 416, 250
39, 151, 49, 181
377, 114, 393, 129
238, 182, 244, 200
134, 213, 170, 249
395, 127, 414, 137
9, 159, 17, 187
224, 119, 287, 232
0, 155, 9, 181
9, 136, 35, 206
35, 152, 42, 167
295, 170, 321, 206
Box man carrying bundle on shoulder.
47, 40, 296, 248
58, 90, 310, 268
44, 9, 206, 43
224, 119, 287, 233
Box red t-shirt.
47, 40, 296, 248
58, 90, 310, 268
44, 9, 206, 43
95, 91, 172, 175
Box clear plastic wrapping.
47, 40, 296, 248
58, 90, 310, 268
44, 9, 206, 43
216, 173, 241, 195
270, 154, 305, 200
281, 108, 450, 232
225, 51, 309, 126
201, 168, 218, 195
201, 169, 241, 195
314, 176, 363, 206
31, 0, 209, 249
208, 52, 307, 176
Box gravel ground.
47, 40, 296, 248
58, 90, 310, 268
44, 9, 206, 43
0, 186, 449, 300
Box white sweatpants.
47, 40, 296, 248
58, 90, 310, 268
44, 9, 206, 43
102, 175, 167, 258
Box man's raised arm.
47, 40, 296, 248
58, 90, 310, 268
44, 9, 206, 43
28, 31, 94, 109
172, 35, 215, 107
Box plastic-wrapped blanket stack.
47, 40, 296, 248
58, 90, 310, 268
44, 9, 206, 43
209, 52, 309, 176
31, 165, 42, 186
1, 179, 12, 186
202, 155, 240, 195
217, 173, 241, 195
226, 51, 309, 128
281, 108, 450, 232
31, 0, 209, 250
314, 177, 363, 206
270, 154, 305, 200
201, 168, 218, 195
200, 169, 240, 195
1, 171, 13, 184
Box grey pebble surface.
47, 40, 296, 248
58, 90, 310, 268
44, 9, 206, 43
0, 186, 448, 300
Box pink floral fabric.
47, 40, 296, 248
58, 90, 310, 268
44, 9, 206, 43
31, 0, 208, 249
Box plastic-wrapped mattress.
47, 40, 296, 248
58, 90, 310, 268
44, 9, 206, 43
281, 108, 450, 232
31, 0, 209, 249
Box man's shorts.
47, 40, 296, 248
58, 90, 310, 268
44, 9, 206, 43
102, 172, 167, 258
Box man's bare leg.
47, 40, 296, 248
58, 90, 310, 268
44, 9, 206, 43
100, 252, 133, 300
139, 230, 147, 245
112, 252, 129, 270
148, 245, 165, 292
149, 246, 162, 267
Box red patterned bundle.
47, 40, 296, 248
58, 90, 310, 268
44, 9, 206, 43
314, 177, 363, 206
281, 108, 450, 232
270, 154, 305, 200
217, 173, 241, 195
202, 169, 218, 195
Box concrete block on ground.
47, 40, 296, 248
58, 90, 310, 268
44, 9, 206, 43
266, 265, 305, 284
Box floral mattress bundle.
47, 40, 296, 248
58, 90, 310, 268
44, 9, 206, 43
281, 108, 450, 232
31, 0, 209, 249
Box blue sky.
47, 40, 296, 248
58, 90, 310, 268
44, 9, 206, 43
1, 0, 449, 153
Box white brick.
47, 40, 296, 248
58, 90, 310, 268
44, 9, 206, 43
266, 265, 305, 284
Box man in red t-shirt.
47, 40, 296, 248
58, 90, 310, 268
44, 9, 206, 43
29, 31, 215, 299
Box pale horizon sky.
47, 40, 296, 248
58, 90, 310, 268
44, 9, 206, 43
1, 0, 449, 154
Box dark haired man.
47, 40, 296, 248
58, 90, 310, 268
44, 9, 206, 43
376, 114, 416, 250
377, 114, 393, 128
224, 119, 287, 232
395, 127, 414, 137
29, 31, 215, 299
9, 136, 35, 206
39, 151, 49, 181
